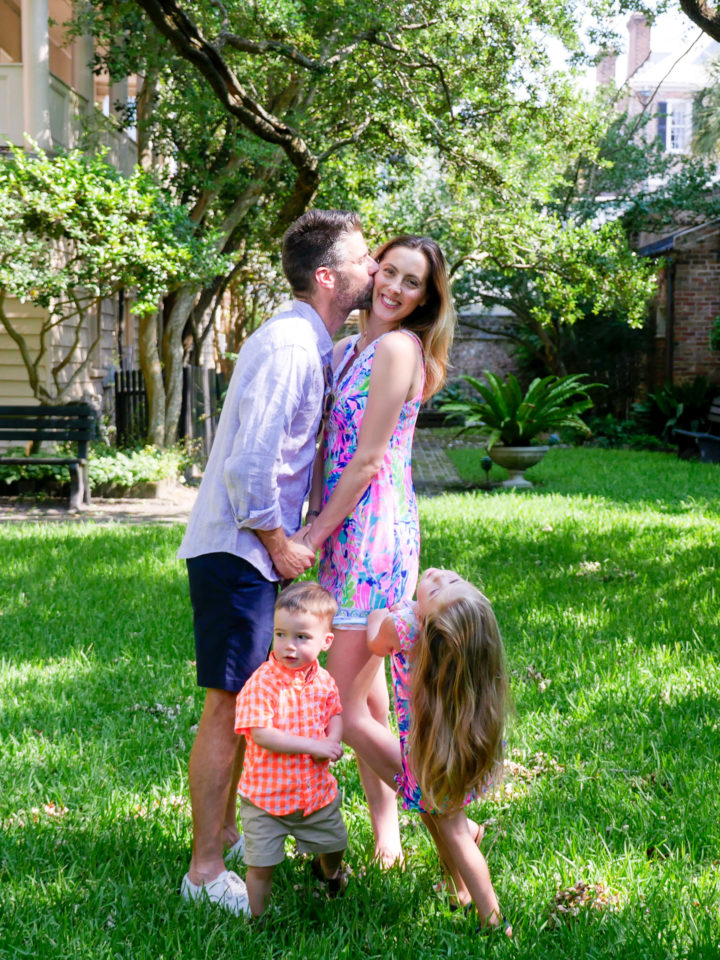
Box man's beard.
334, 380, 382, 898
335, 271, 374, 314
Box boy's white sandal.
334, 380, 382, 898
181, 869, 251, 916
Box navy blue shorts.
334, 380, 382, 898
186, 552, 278, 692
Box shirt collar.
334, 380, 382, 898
268, 650, 319, 686
292, 299, 333, 364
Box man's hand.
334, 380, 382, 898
307, 738, 344, 762
255, 526, 315, 578
270, 538, 316, 579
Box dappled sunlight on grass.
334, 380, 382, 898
1, 447, 719, 958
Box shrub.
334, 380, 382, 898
585, 414, 667, 450
633, 377, 715, 439
0, 444, 182, 491
88, 445, 182, 488
439, 371, 601, 449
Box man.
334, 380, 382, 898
177, 210, 377, 914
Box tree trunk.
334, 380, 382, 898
136, 67, 159, 170
162, 285, 198, 445
138, 310, 165, 445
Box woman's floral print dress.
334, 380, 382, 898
318, 330, 423, 623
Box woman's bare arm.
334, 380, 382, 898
303, 332, 421, 550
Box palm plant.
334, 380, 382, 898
439, 371, 600, 450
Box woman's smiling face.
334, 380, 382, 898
372, 245, 430, 325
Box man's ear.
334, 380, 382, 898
314, 265, 336, 291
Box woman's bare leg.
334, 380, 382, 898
327, 627, 402, 865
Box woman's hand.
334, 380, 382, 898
290, 524, 318, 553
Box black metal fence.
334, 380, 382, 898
114, 369, 148, 446
179, 365, 226, 456
114, 366, 226, 455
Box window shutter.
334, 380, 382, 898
657, 101, 668, 148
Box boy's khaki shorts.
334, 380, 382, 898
240, 793, 347, 867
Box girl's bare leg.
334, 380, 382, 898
425, 814, 485, 903
432, 810, 507, 931
422, 812, 471, 906
326, 627, 402, 865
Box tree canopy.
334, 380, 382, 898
58, 0, 703, 436
0, 146, 226, 410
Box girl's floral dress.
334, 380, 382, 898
318, 330, 423, 623
390, 600, 476, 814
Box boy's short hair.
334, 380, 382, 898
276, 582, 337, 630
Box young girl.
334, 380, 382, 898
367, 567, 511, 935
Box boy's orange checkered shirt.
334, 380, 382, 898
234, 653, 342, 816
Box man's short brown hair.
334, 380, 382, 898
282, 209, 362, 295
275, 581, 338, 630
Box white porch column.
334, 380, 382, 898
21, 0, 52, 149
72, 31, 95, 117
109, 77, 128, 122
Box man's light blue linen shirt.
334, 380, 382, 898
177, 300, 333, 581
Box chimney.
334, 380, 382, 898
596, 52, 617, 87
627, 13, 651, 78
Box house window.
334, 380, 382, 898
657, 100, 692, 153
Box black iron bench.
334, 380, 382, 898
0, 404, 97, 509
674, 396, 720, 464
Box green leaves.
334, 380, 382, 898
439, 370, 602, 447
0, 144, 228, 317
0, 144, 231, 404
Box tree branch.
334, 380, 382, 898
131, 0, 321, 211
679, 0, 720, 42
0, 293, 41, 397
318, 117, 373, 160
219, 34, 327, 72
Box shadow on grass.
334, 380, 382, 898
3, 814, 717, 959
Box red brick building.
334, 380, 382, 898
640, 222, 720, 387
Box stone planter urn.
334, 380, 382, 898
488, 445, 549, 488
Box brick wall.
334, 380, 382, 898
673, 229, 720, 385
444, 307, 521, 387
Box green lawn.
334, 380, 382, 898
1, 447, 719, 959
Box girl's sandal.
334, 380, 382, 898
477, 914, 512, 937
449, 902, 472, 915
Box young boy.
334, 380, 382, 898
234, 582, 348, 917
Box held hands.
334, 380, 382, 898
271, 537, 315, 579
290, 524, 318, 554
307, 737, 344, 762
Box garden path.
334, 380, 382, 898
0, 430, 465, 524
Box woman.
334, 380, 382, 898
299, 235, 455, 865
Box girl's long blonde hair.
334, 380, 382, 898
360, 235, 455, 401
408, 589, 509, 813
